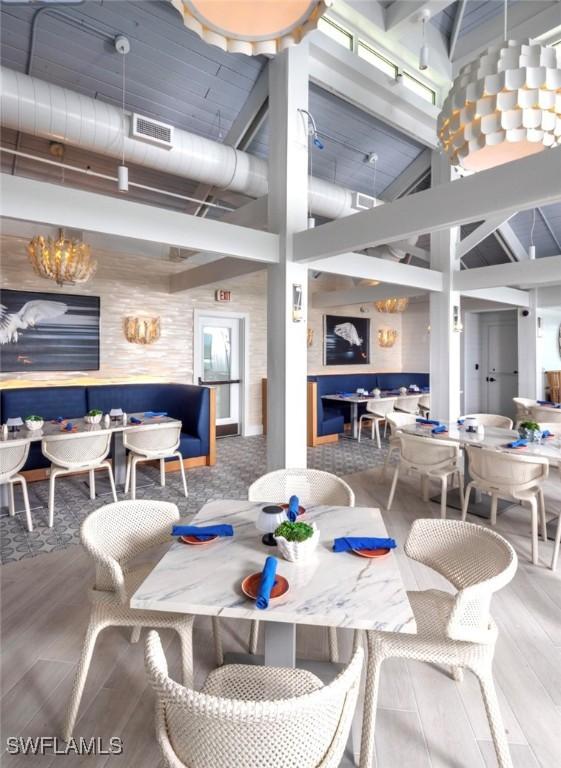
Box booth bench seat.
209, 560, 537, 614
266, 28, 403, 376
0, 382, 216, 475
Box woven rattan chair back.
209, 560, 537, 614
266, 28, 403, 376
42, 430, 112, 469
399, 432, 459, 471
81, 500, 179, 599
386, 412, 417, 435
0, 439, 30, 481
465, 445, 548, 493
365, 397, 396, 417
395, 395, 421, 414
123, 423, 181, 457
530, 406, 561, 424
145, 629, 363, 768
405, 519, 517, 643
462, 413, 513, 430
248, 468, 355, 507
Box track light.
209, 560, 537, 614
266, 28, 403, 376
418, 10, 430, 71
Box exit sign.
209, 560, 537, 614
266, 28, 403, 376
215, 289, 231, 302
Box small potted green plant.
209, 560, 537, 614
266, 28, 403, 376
24, 414, 44, 431
518, 420, 541, 442
273, 520, 320, 563
85, 408, 103, 425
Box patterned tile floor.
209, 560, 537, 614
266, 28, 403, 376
0, 435, 389, 564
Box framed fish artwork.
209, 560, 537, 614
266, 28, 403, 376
0, 288, 100, 372
324, 314, 370, 365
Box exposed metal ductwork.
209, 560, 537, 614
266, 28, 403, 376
0, 67, 360, 220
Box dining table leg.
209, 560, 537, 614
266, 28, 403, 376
111, 432, 127, 488
351, 403, 359, 440
263, 621, 296, 668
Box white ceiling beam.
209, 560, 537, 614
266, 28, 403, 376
312, 283, 426, 308
453, 1, 561, 67
307, 252, 444, 291
189, 66, 268, 217
308, 34, 438, 148
379, 148, 431, 201
385, 1, 456, 31
494, 221, 528, 261
454, 254, 561, 291
170, 257, 264, 293
456, 215, 514, 260
460, 287, 530, 308
448, 0, 467, 60
294, 146, 561, 262
0, 175, 279, 264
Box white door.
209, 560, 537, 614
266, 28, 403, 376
485, 320, 518, 418
195, 314, 243, 436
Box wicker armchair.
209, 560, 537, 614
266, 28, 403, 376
418, 393, 431, 418
530, 406, 561, 425
42, 430, 117, 527
461, 413, 514, 430
512, 397, 536, 428
0, 439, 33, 531
62, 500, 199, 741
358, 398, 396, 447
383, 412, 417, 475
145, 629, 363, 768
387, 433, 464, 519
395, 394, 421, 415
360, 519, 517, 768
462, 445, 548, 565
124, 423, 187, 500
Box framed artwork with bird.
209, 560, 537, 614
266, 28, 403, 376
0, 289, 100, 372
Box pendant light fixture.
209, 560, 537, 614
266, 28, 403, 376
169, 0, 332, 56
529, 209, 537, 259
438, 0, 561, 171
418, 9, 430, 71
27, 230, 97, 286
115, 34, 130, 192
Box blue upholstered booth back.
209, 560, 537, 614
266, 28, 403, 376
0, 383, 211, 470
308, 372, 429, 436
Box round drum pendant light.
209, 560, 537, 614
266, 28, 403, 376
438, 39, 561, 171
170, 0, 333, 55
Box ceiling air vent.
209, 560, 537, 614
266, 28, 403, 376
351, 192, 377, 211
131, 114, 174, 149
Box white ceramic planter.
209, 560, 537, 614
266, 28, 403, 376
25, 418, 44, 431
85, 413, 103, 424
274, 522, 320, 563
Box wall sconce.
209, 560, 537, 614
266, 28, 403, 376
124, 316, 161, 344
378, 328, 398, 348
307, 328, 314, 347
452, 305, 463, 333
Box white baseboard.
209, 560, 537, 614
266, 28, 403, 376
243, 424, 263, 437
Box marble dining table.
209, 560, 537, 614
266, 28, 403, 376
322, 391, 426, 439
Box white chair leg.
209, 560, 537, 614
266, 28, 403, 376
462, 482, 473, 522
551, 514, 561, 571
130, 457, 137, 501
212, 616, 224, 666
457, 470, 465, 510
124, 454, 131, 495
359, 637, 384, 768
88, 469, 96, 500
328, 626, 339, 663
383, 419, 388, 438
386, 465, 400, 511
383, 445, 393, 476
48, 470, 56, 528
106, 464, 118, 503
62, 618, 104, 741
358, 418, 363, 443
374, 420, 381, 450
249, 619, 259, 655
177, 620, 194, 688
538, 488, 547, 541
529, 498, 539, 565
130, 626, 141, 643
8, 482, 15, 516
440, 476, 448, 519
490, 495, 498, 527
160, 458, 166, 487
176, 453, 188, 498
474, 666, 514, 768
18, 477, 33, 532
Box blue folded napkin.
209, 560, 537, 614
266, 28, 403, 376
416, 418, 441, 426
457, 418, 465, 425
144, 411, 168, 418
432, 425, 448, 434
130, 416, 142, 425
256, 556, 277, 610
333, 537, 397, 552
537, 400, 552, 405
288, 495, 299, 522
54, 416, 64, 423
507, 439, 528, 449
336, 391, 354, 397
172, 524, 234, 541
64, 422, 74, 431
542, 430, 554, 438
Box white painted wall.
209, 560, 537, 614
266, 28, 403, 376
541, 309, 561, 373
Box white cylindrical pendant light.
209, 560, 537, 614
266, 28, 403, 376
419, 43, 429, 71
117, 164, 129, 192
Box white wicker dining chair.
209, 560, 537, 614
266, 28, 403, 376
42, 430, 117, 527
63, 500, 211, 741
512, 397, 536, 428
358, 398, 396, 447
383, 412, 417, 475
387, 433, 464, 519
359, 519, 517, 768
395, 394, 421, 415
0, 439, 33, 532
418, 393, 431, 418
246, 468, 355, 663
123, 423, 187, 500
461, 413, 514, 430
530, 405, 561, 425
145, 628, 363, 768
461, 445, 549, 566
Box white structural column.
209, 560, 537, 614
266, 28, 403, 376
517, 289, 542, 399
266, 44, 310, 469
429, 152, 461, 422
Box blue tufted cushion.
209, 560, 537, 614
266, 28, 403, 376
176, 433, 203, 459
376, 372, 429, 390
1, 387, 87, 422
319, 408, 345, 436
